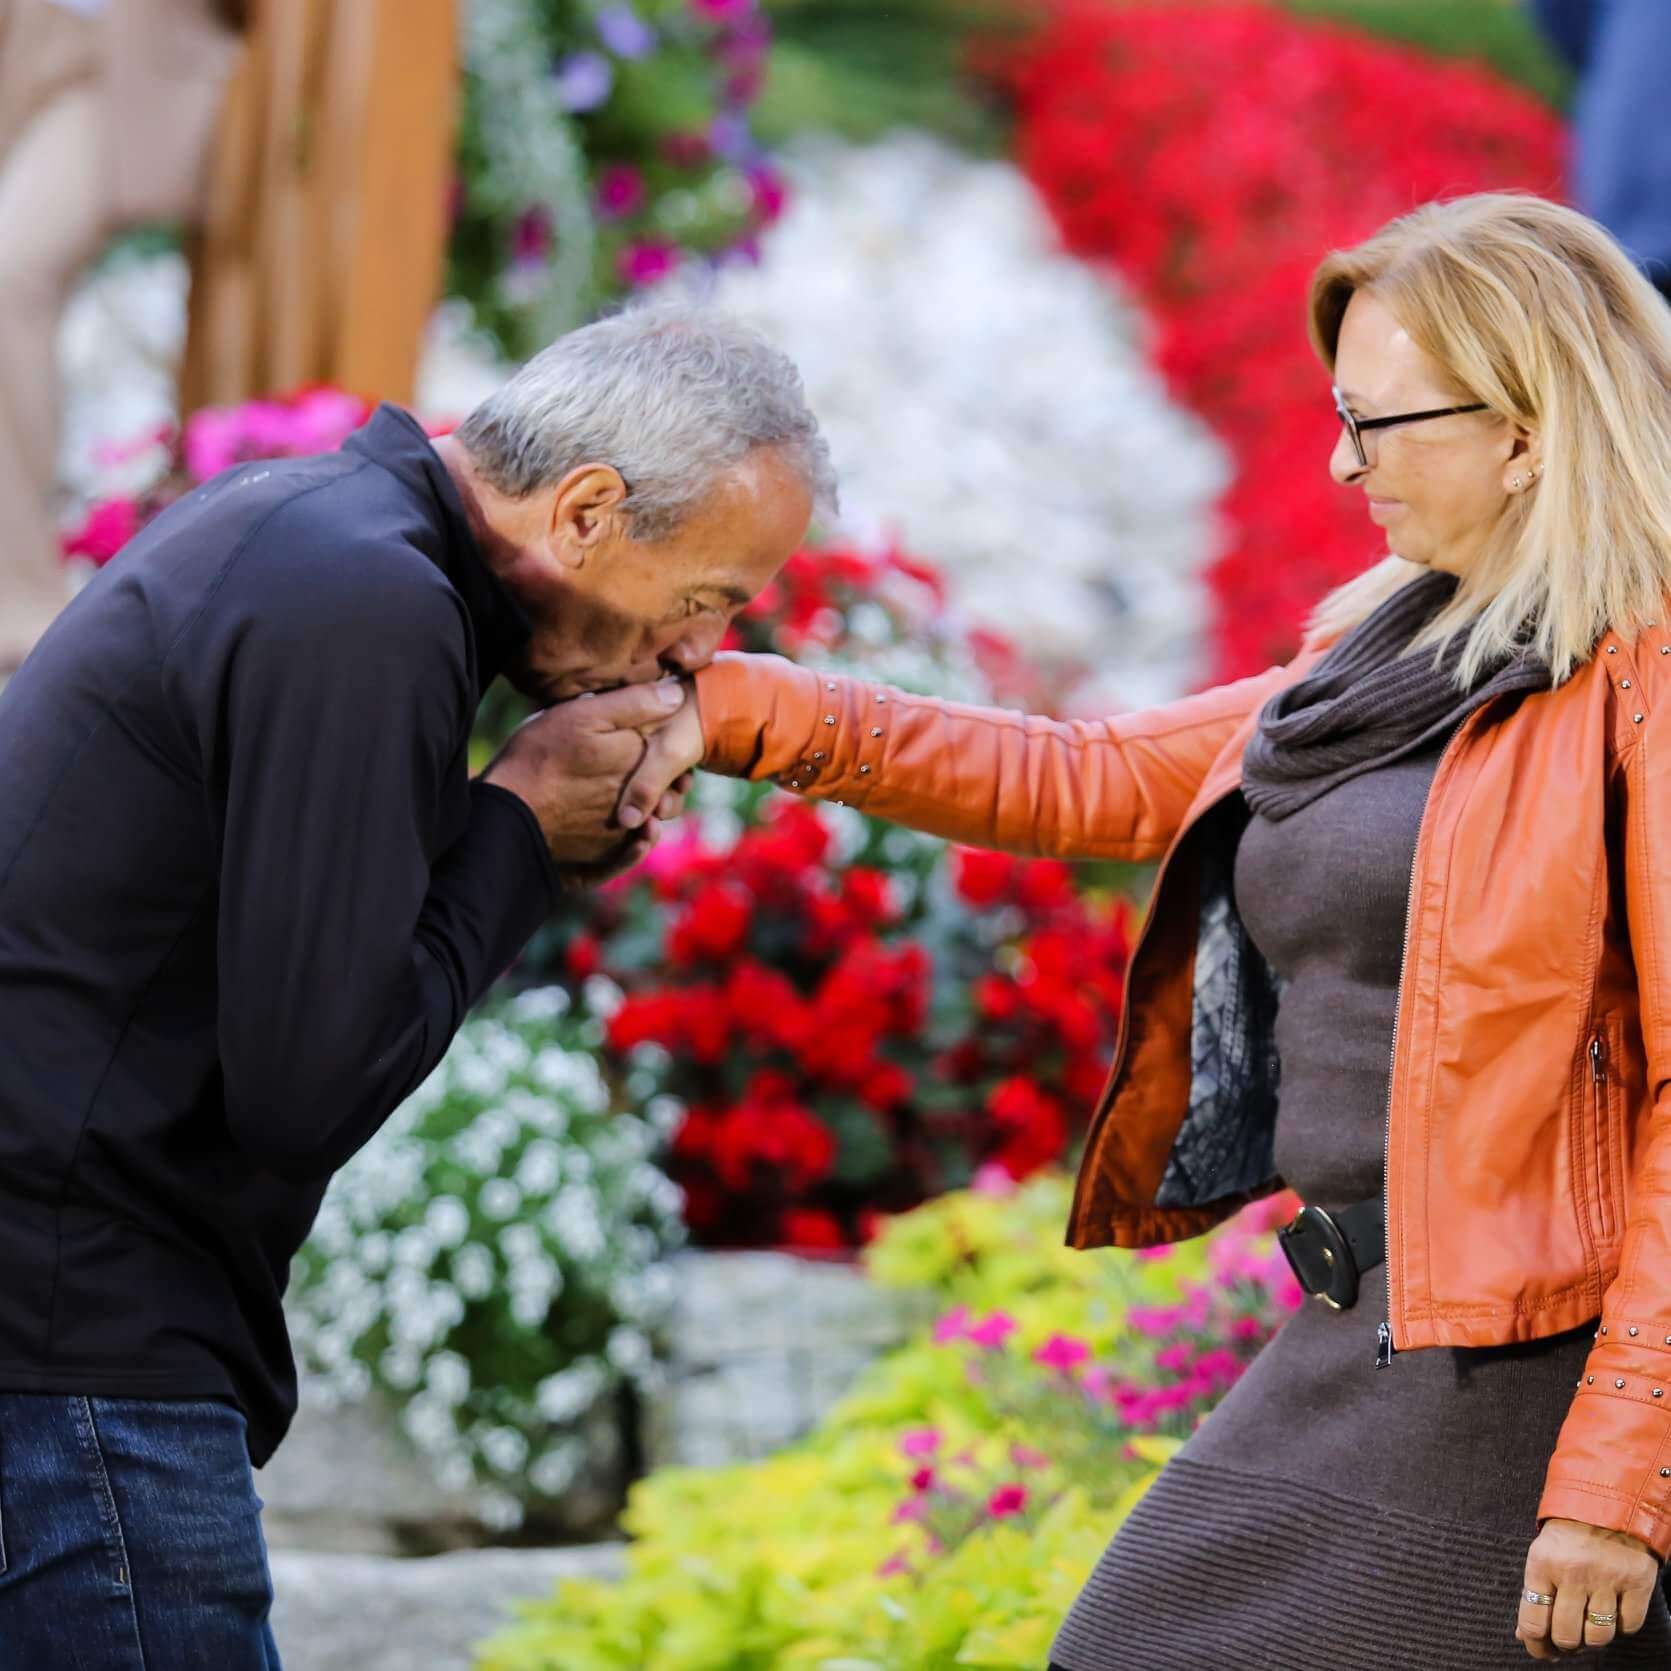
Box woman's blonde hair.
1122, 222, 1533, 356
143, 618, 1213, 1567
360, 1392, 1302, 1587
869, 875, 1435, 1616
1304, 192, 1671, 687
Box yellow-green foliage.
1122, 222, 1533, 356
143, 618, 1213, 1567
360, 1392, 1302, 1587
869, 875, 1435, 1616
478, 1174, 1284, 1670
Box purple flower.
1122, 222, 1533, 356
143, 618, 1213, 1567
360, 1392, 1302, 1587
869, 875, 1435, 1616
595, 4, 656, 59
709, 112, 758, 165
595, 163, 646, 220
554, 51, 614, 113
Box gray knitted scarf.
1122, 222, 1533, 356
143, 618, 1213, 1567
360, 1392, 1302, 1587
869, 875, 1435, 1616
1240, 569, 1552, 823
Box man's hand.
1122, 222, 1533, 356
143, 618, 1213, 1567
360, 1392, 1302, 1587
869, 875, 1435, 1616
1517, 1517, 1661, 1658
483, 679, 689, 866
616, 681, 705, 835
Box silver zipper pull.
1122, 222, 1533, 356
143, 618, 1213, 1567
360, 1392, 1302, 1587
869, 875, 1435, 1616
1375, 1321, 1397, 1369
1591, 1035, 1606, 1084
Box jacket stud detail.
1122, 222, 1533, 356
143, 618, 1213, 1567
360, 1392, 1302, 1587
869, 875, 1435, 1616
1608, 645, 1619, 654
1635, 714, 1646, 724
1656, 1389, 1665, 1398
860, 765, 871, 774
823, 715, 836, 726
875, 694, 887, 703
1603, 1325, 1610, 1334
1661, 646, 1670, 655
1630, 1326, 1640, 1336
832, 799, 845, 807
1622, 680, 1633, 690
1588, 1375, 1595, 1384
871, 727, 884, 738
826, 682, 837, 692
813, 751, 825, 760
790, 781, 800, 790
1616, 1378, 1627, 1389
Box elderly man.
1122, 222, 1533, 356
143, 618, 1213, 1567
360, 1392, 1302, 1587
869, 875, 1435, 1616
0, 306, 833, 1666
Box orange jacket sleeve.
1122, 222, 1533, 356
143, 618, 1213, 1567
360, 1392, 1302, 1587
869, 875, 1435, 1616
692, 651, 1300, 864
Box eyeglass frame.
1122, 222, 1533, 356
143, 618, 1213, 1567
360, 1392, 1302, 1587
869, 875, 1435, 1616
1332, 384, 1490, 469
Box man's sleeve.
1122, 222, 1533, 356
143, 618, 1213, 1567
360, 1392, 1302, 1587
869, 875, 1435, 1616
199, 545, 559, 1181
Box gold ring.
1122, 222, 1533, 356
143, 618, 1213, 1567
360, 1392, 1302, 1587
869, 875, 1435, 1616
1523, 1590, 1555, 1606
1586, 1610, 1617, 1627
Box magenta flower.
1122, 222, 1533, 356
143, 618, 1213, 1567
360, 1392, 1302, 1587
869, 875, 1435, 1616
987, 1484, 1028, 1519
910, 1465, 936, 1492
1009, 1443, 1052, 1471
1125, 1304, 1182, 1339
891, 1496, 927, 1525
1135, 1244, 1173, 1262
595, 163, 646, 221
661, 130, 711, 170
617, 239, 680, 287
1231, 1315, 1266, 1342
688, 0, 756, 20
899, 1426, 941, 1460
1154, 1341, 1195, 1373
931, 1305, 973, 1345
877, 1552, 913, 1579
63, 497, 140, 565
1033, 1333, 1091, 1372
512, 207, 553, 265
966, 1311, 1019, 1350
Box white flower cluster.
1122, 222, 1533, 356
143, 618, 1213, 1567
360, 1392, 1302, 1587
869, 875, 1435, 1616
662, 133, 1232, 713
288, 989, 686, 1525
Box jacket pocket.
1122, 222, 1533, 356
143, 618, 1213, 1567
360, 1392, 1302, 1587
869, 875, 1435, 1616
1584, 1022, 1626, 1249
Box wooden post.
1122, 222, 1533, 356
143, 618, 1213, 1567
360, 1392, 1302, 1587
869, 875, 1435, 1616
180, 0, 459, 414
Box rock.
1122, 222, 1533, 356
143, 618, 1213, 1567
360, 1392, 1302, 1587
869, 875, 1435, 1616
268, 1545, 626, 1671
644, 1249, 934, 1469
258, 1384, 627, 1554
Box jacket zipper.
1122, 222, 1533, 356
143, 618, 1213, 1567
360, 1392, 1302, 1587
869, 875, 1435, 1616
1376, 710, 1484, 1370
1589, 1033, 1612, 1243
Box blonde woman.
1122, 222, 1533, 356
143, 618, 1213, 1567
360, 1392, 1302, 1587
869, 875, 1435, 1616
634, 195, 1671, 1664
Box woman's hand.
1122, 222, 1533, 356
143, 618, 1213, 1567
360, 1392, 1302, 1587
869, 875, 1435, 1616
616, 679, 705, 833
1517, 1517, 1661, 1657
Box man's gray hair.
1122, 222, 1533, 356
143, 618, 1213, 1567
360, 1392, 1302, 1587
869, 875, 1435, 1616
455, 304, 837, 540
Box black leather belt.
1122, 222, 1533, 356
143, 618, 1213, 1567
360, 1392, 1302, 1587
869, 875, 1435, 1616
1275, 1199, 1384, 1311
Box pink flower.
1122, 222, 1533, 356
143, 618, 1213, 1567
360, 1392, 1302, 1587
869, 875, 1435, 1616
910, 1465, 936, 1492
987, 1484, 1028, 1519
899, 1427, 941, 1460
891, 1496, 927, 1525
970, 1161, 1017, 1197
63, 498, 140, 566
931, 1305, 973, 1345
1154, 1341, 1195, 1373
595, 163, 646, 220
1009, 1443, 1051, 1470
617, 239, 680, 287
1231, 1316, 1266, 1342
877, 1552, 913, 1579
1033, 1332, 1091, 1372
1136, 1244, 1173, 1262
965, 1311, 1019, 1350
688, 0, 755, 19
1126, 1304, 1182, 1338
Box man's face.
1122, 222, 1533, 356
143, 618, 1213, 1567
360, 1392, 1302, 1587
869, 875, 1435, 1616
502, 446, 812, 703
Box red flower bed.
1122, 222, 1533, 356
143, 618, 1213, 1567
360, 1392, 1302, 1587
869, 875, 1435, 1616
995, 1, 1566, 681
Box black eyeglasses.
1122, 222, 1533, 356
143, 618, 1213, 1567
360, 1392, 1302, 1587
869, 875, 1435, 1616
1332, 384, 1489, 468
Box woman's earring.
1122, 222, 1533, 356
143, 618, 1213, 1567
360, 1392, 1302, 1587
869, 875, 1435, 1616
1512, 474, 1524, 490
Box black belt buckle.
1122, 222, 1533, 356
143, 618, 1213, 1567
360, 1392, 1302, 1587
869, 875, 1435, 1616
1277, 1204, 1360, 1311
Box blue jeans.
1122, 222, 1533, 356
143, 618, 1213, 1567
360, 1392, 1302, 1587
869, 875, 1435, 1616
0, 1393, 282, 1669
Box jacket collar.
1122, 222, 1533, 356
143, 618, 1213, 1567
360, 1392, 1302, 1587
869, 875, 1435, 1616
342, 403, 530, 697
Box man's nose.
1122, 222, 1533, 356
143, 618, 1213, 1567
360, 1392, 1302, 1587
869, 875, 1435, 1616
659, 623, 723, 676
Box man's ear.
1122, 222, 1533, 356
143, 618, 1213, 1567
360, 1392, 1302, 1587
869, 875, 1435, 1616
548, 465, 629, 570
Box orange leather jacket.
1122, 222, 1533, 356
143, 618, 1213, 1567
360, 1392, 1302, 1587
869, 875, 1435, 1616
695, 618, 1671, 1559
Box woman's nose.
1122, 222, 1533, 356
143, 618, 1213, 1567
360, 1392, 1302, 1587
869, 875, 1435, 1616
1329, 426, 1367, 487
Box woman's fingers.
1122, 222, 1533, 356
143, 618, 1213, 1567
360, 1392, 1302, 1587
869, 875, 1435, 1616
1515, 1570, 1558, 1658
1581, 1588, 1619, 1652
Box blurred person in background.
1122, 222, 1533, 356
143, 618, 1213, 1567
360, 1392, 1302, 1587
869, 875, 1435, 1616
0, 0, 246, 674
1528, 0, 1671, 302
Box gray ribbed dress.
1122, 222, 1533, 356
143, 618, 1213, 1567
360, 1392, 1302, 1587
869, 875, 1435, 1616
1047, 740, 1671, 1670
